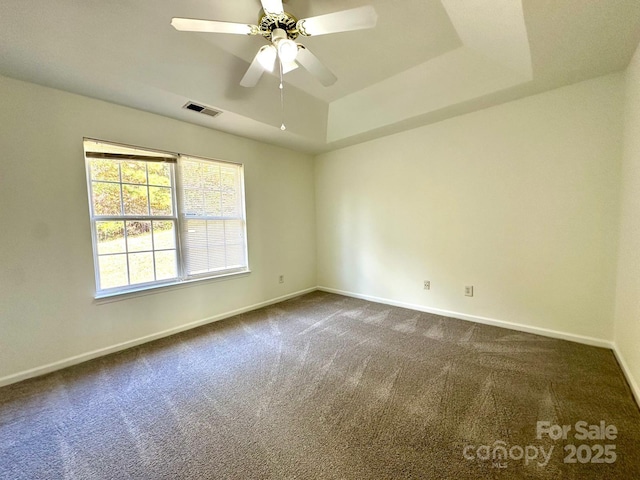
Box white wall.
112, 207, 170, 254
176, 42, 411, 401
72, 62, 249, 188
316, 74, 624, 342
614, 43, 640, 401
0, 75, 317, 383
1, 68, 635, 389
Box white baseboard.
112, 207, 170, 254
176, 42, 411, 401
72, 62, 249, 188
318, 286, 614, 349
0, 287, 316, 388
319, 287, 640, 408
5, 285, 638, 411
612, 345, 640, 409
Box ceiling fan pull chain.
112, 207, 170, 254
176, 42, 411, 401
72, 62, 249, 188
279, 59, 286, 131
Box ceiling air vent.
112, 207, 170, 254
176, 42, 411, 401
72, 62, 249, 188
182, 101, 222, 118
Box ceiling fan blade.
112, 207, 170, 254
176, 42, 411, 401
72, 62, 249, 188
296, 46, 337, 86
297, 6, 377, 37
282, 60, 299, 74
171, 18, 257, 35
240, 49, 269, 87
260, 0, 284, 15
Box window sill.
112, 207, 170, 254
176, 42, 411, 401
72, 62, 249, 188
93, 269, 251, 304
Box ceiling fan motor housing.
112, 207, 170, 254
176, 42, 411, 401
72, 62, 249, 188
259, 11, 299, 39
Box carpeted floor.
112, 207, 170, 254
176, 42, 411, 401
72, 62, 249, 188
1, 291, 639, 479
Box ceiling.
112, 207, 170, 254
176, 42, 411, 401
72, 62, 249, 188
1, 0, 640, 154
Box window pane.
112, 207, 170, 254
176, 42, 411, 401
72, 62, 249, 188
155, 250, 178, 280
96, 221, 125, 254
207, 220, 225, 244
126, 221, 152, 252
179, 157, 247, 279
92, 182, 122, 216
153, 221, 176, 250
222, 190, 239, 217
148, 163, 171, 186
184, 220, 208, 274
183, 188, 204, 216
98, 254, 128, 289
123, 184, 149, 215
85, 140, 184, 296
121, 161, 147, 184
202, 163, 221, 190
204, 190, 222, 217
208, 250, 226, 271
181, 160, 202, 188
207, 221, 225, 270
90, 159, 119, 182
225, 220, 245, 244
226, 244, 246, 268
128, 252, 154, 284
150, 186, 173, 216
221, 166, 237, 190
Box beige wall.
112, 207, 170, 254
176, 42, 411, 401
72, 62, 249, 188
614, 43, 640, 400
316, 74, 624, 342
0, 75, 317, 383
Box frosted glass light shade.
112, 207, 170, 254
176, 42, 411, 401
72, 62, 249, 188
257, 45, 277, 72
277, 39, 298, 63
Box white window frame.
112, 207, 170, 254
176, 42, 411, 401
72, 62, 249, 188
84, 138, 250, 299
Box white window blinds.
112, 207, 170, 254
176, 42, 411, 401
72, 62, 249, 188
179, 156, 248, 278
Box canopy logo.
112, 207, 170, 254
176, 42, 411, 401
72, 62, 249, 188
463, 441, 553, 469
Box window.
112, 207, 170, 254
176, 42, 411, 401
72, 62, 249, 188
84, 139, 248, 297
179, 156, 248, 277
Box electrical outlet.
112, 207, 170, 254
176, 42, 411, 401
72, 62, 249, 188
465, 286, 474, 297
424, 280, 430, 290
279, 275, 284, 284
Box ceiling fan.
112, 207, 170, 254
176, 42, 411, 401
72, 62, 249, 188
171, 0, 377, 88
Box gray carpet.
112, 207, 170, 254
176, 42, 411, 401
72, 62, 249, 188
1, 292, 639, 479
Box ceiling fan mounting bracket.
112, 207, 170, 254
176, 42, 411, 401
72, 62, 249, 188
258, 11, 299, 39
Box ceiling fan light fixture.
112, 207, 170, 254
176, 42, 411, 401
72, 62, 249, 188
257, 45, 277, 71
276, 38, 298, 63
171, 4, 376, 91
